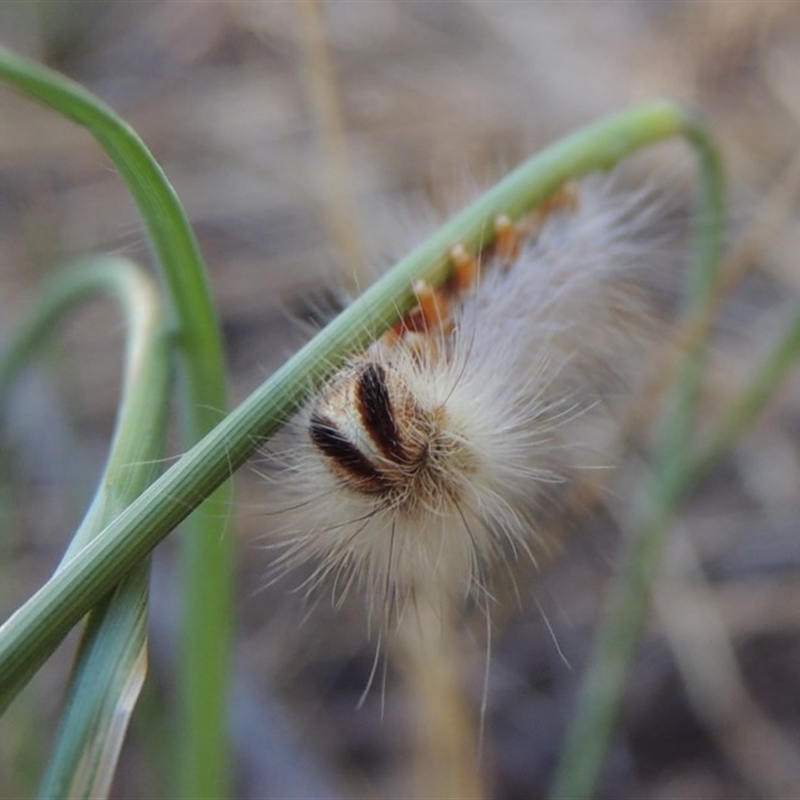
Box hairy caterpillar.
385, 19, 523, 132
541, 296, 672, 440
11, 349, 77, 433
265, 175, 677, 629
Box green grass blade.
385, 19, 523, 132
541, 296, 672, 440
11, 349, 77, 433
44, 262, 167, 799
548, 298, 800, 800
0, 100, 700, 722
549, 114, 726, 799
0, 259, 169, 798
43, 563, 151, 799
0, 46, 232, 797
692, 311, 800, 482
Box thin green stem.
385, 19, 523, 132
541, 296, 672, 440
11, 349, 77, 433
0, 258, 169, 799
692, 311, 800, 483
0, 100, 701, 722
549, 115, 726, 799
0, 45, 231, 798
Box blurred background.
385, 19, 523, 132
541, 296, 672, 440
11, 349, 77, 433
2, 2, 800, 798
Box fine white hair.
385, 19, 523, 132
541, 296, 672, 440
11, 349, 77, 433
264, 174, 683, 629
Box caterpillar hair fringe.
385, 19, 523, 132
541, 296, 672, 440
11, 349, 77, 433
261, 173, 684, 630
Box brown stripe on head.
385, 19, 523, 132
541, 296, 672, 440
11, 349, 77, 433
309, 413, 388, 494
356, 362, 407, 464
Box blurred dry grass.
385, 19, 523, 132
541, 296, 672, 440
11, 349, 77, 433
3, 2, 800, 798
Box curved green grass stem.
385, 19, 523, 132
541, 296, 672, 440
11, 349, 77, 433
0, 99, 697, 713
0, 259, 168, 798
548, 290, 800, 800
548, 107, 727, 798
0, 45, 232, 798
0, 92, 754, 799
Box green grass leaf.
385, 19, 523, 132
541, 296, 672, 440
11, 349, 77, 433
0, 98, 702, 710
0, 45, 231, 798
0, 259, 168, 798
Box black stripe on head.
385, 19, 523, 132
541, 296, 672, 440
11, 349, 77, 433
356, 362, 405, 464
309, 413, 387, 494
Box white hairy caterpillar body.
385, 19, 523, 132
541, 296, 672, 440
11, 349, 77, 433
266, 176, 678, 629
